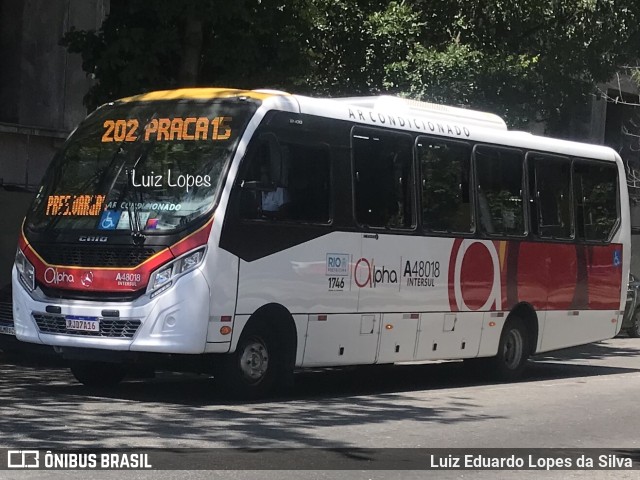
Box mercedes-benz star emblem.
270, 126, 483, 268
80, 271, 94, 288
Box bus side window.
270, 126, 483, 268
418, 138, 472, 233
529, 154, 573, 239
353, 129, 414, 229
573, 160, 618, 241
282, 143, 331, 223
474, 145, 525, 236
239, 134, 331, 223
238, 136, 281, 219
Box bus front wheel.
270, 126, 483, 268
217, 323, 282, 399
69, 361, 126, 387
490, 317, 530, 380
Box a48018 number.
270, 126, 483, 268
403, 260, 440, 278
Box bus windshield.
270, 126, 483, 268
26, 98, 257, 233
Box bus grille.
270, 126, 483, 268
31, 245, 159, 268
0, 301, 12, 323
0, 301, 14, 335
32, 313, 141, 339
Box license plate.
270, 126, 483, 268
0, 324, 15, 335
65, 316, 100, 332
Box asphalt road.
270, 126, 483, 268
1, 335, 640, 479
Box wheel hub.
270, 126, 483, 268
503, 329, 524, 370
239, 340, 269, 381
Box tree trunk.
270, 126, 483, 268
179, 8, 203, 86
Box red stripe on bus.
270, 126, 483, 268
19, 217, 213, 293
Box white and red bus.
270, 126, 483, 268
12, 88, 629, 397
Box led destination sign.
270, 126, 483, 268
46, 195, 105, 216
101, 116, 233, 143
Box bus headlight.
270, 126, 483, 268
148, 247, 206, 298
152, 265, 173, 290
15, 248, 35, 291
179, 249, 204, 273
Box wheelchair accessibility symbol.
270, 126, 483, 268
613, 250, 621, 267
98, 210, 121, 230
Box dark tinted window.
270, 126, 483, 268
418, 137, 472, 233
353, 129, 414, 229
475, 145, 525, 236
239, 134, 331, 223
529, 154, 573, 239
573, 161, 618, 241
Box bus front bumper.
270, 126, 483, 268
12, 267, 227, 354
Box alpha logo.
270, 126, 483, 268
43, 267, 75, 285
354, 258, 398, 288
78, 236, 108, 242
80, 271, 94, 288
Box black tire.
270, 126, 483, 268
217, 322, 286, 399
488, 316, 530, 381
69, 361, 126, 387
628, 309, 640, 338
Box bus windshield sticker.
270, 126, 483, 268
116, 211, 151, 230
104, 201, 183, 212
146, 218, 159, 230
98, 210, 121, 230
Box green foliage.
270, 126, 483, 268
63, 0, 640, 133
62, 0, 188, 109
303, 0, 640, 131
62, 0, 312, 110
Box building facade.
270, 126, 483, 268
0, 0, 109, 288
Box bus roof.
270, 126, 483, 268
117, 87, 288, 103
290, 94, 617, 163
329, 95, 508, 130
112, 87, 617, 163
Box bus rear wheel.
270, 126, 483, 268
490, 317, 529, 380
217, 323, 281, 399
69, 361, 126, 387
627, 309, 640, 338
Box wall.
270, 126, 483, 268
0, 190, 35, 288
0, 0, 109, 288
0, 0, 109, 188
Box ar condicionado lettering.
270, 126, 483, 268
102, 116, 232, 143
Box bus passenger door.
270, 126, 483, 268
352, 127, 420, 363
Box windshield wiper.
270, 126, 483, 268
107, 117, 156, 245
125, 166, 146, 245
